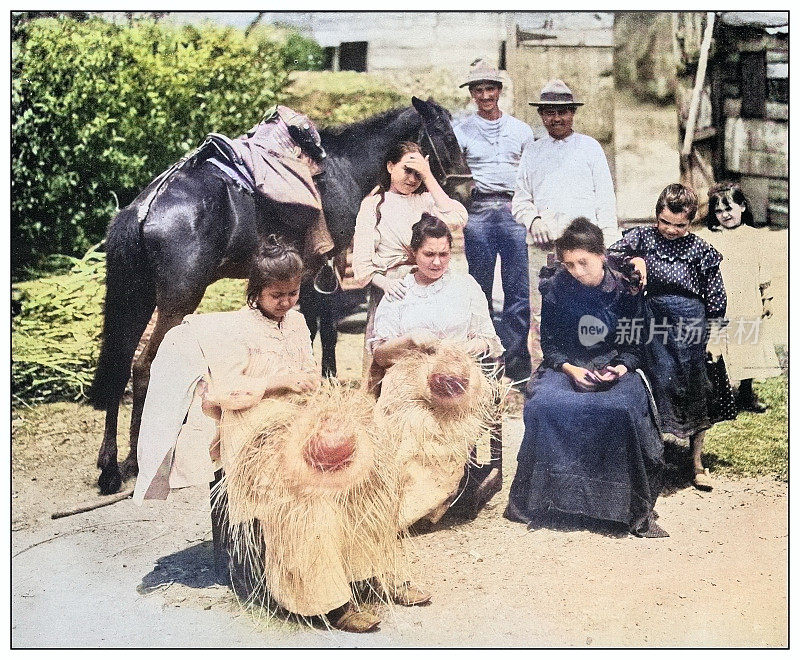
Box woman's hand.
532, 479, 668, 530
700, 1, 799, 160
630, 257, 647, 288
409, 329, 439, 351
561, 363, 601, 392
198, 380, 222, 421
373, 274, 409, 301
593, 364, 628, 384
401, 152, 435, 183
277, 372, 321, 394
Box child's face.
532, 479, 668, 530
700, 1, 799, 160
713, 192, 745, 229
656, 208, 691, 240
256, 276, 302, 321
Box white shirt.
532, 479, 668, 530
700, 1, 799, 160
512, 132, 620, 246
454, 113, 534, 194
372, 270, 504, 358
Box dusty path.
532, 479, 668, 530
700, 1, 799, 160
11, 406, 787, 647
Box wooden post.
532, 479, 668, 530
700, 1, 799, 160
681, 12, 716, 157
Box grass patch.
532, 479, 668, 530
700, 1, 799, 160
704, 375, 788, 481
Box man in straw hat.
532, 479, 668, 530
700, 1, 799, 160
512, 79, 619, 374
453, 59, 535, 385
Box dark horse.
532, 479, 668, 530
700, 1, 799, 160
88, 97, 472, 494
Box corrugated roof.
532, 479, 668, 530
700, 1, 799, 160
718, 11, 789, 29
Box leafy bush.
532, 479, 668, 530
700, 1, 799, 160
12, 16, 296, 278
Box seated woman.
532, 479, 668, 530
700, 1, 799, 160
370, 214, 504, 526
504, 217, 667, 538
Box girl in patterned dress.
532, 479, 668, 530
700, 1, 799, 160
608, 184, 727, 491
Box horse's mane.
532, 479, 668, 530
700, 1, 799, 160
319, 105, 416, 144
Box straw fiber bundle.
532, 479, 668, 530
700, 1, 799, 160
215, 382, 405, 618
375, 341, 498, 528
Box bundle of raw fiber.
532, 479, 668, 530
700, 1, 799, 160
215, 381, 406, 620
375, 340, 499, 529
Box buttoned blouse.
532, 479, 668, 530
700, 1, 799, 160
371, 270, 504, 358
608, 226, 727, 318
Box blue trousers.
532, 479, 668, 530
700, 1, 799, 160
463, 196, 531, 381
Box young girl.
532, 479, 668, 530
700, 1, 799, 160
700, 182, 781, 413
608, 184, 726, 491
351, 141, 468, 374
133, 235, 319, 504
134, 237, 414, 632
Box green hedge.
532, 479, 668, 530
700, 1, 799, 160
11, 16, 310, 278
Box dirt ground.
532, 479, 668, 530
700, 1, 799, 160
11, 95, 788, 648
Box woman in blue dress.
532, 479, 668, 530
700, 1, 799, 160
505, 217, 667, 537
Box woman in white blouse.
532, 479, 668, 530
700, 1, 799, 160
352, 141, 468, 374
370, 214, 503, 382
369, 215, 503, 529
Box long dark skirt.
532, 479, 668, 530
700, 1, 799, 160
646, 294, 713, 438
506, 369, 664, 533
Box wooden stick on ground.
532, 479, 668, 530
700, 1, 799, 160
51, 487, 135, 519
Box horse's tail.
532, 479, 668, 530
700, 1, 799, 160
87, 206, 156, 410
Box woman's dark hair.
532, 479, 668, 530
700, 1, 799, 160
246, 235, 304, 308
374, 141, 427, 225
410, 213, 452, 252
554, 217, 605, 259
655, 183, 698, 221
704, 182, 755, 231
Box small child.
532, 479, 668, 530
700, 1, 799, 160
700, 182, 782, 413
351, 140, 467, 376
608, 184, 727, 491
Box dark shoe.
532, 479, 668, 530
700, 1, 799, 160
631, 512, 669, 538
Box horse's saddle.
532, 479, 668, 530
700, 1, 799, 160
136, 107, 324, 222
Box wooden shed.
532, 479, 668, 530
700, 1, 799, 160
676, 11, 788, 225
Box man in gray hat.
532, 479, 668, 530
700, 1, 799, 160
453, 60, 534, 384
512, 79, 619, 372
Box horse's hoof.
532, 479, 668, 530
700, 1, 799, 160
119, 457, 140, 480
98, 467, 123, 495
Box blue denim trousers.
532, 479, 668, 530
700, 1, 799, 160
463, 196, 531, 381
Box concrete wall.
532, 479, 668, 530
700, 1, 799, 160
261, 11, 511, 75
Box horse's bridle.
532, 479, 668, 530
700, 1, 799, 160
420, 125, 473, 189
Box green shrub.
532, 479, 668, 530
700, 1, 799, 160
285, 70, 405, 127
12, 16, 294, 278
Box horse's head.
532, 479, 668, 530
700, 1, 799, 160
412, 96, 473, 207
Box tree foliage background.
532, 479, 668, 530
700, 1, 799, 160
11, 15, 323, 279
